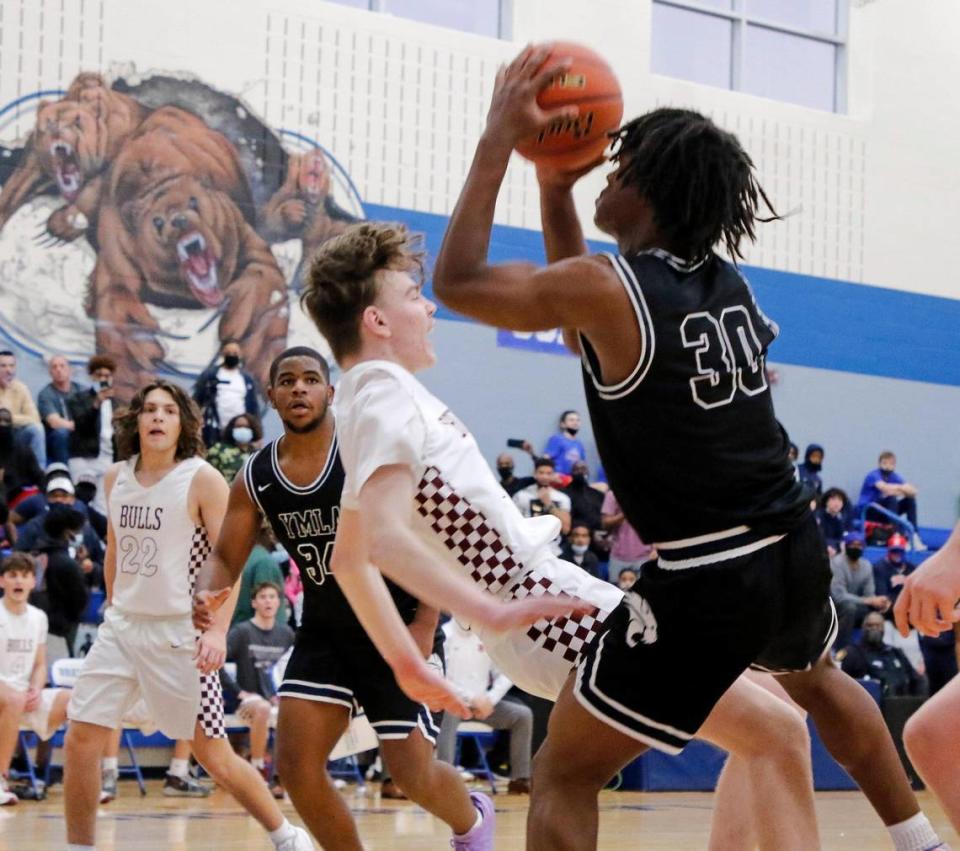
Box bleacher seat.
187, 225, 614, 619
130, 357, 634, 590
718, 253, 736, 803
454, 721, 497, 795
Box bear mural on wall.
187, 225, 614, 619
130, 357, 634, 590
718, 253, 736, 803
0, 70, 362, 400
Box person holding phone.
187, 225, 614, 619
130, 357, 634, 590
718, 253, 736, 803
66, 355, 118, 514
497, 438, 537, 496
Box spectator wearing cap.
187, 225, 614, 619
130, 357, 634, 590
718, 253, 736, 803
543, 410, 586, 475
797, 444, 824, 496
856, 450, 925, 549
872, 534, 916, 615
601, 489, 654, 584
817, 487, 852, 557
0, 351, 45, 469
830, 531, 890, 649
37, 355, 82, 465
66, 355, 117, 515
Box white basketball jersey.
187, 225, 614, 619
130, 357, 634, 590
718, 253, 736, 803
335, 360, 622, 696
108, 456, 210, 618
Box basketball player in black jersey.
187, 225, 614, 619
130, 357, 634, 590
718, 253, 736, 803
431, 46, 945, 851
192, 347, 497, 851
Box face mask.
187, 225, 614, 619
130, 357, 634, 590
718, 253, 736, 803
846, 547, 864, 561
223, 354, 241, 369
571, 543, 589, 556
806, 461, 822, 472
864, 629, 884, 647
497, 466, 514, 481
232, 427, 254, 445
565, 427, 579, 436
270, 545, 289, 564
571, 474, 586, 486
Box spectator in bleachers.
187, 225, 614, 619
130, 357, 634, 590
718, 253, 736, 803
37, 355, 81, 466
543, 410, 586, 475
873, 534, 916, 614
615, 566, 638, 591
28, 506, 89, 657
512, 457, 571, 555
231, 525, 289, 626
601, 489, 654, 584
15, 475, 104, 573
559, 525, 601, 578
561, 461, 604, 538
0, 406, 42, 508
796, 443, 824, 496
193, 339, 261, 446
0, 553, 71, 805
816, 487, 852, 557
787, 442, 799, 465
207, 413, 263, 483
73, 472, 108, 542
437, 619, 533, 794
0, 351, 45, 469
223, 582, 294, 799
839, 612, 926, 697
857, 450, 925, 549
66, 355, 117, 515
831, 531, 890, 649
496, 446, 536, 497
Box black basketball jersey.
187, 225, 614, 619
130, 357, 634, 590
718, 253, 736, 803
581, 250, 811, 549
244, 432, 420, 634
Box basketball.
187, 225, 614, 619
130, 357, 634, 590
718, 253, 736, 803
516, 41, 623, 171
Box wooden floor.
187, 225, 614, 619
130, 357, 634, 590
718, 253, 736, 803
0, 780, 955, 849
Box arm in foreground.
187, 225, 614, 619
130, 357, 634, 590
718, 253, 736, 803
895, 521, 960, 637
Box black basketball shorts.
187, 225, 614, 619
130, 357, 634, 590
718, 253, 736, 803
277, 627, 443, 744
574, 512, 834, 753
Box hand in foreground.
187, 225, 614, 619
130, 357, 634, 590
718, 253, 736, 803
895, 547, 960, 637
484, 45, 577, 149
536, 156, 607, 192
24, 687, 40, 713
194, 629, 227, 675
394, 656, 473, 718
480, 595, 596, 633
192, 587, 232, 632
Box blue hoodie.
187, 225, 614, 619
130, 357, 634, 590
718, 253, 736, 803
797, 443, 824, 495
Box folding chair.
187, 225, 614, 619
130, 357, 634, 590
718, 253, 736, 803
455, 721, 497, 795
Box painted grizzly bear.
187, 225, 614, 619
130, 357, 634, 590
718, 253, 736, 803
0, 73, 148, 243
90, 106, 286, 399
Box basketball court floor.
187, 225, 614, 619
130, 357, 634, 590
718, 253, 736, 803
0, 781, 954, 849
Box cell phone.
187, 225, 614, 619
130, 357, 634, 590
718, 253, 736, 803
506, 438, 526, 449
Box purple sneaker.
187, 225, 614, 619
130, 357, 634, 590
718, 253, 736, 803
451, 791, 495, 850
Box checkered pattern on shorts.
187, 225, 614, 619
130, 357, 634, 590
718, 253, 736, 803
414, 467, 519, 593
188, 526, 212, 596
198, 671, 226, 739
510, 573, 609, 664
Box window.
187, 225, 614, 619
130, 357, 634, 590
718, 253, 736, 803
327, 0, 511, 39
651, 0, 847, 112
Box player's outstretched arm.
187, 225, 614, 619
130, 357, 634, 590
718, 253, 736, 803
358, 464, 593, 630
193, 470, 261, 632
895, 521, 960, 637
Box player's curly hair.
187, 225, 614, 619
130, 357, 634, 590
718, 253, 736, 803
301, 222, 425, 363
609, 108, 780, 261
114, 380, 206, 461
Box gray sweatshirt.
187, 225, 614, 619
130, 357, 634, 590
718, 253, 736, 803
829, 553, 875, 605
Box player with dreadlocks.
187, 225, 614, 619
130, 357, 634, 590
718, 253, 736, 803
428, 46, 946, 851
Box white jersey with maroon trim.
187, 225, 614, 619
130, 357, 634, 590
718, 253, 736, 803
335, 360, 622, 699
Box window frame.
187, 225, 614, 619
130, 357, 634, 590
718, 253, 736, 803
652, 0, 849, 112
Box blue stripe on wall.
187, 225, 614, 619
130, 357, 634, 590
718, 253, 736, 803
363, 203, 960, 387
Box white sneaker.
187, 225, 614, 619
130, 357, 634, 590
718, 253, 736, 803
275, 825, 314, 851
912, 533, 928, 551
0, 778, 17, 806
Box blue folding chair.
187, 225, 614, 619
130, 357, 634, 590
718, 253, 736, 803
455, 721, 497, 795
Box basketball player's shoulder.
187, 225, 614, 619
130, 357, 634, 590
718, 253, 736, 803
547, 254, 621, 288
102, 460, 126, 493
192, 459, 230, 495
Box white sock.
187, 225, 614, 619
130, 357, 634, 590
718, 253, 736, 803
889, 812, 941, 851
168, 758, 190, 779
102, 757, 118, 773
269, 819, 296, 846
251, 757, 266, 770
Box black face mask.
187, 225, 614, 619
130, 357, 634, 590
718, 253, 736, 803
571, 474, 586, 486
223, 354, 241, 369
565, 427, 579, 436
863, 629, 885, 647
846, 547, 864, 561
0, 424, 12, 454
805, 461, 822, 472
497, 466, 514, 481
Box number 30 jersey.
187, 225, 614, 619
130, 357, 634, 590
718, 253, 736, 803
580, 250, 810, 551
108, 456, 209, 618
244, 432, 421, 634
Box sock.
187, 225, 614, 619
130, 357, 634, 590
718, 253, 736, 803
102, 757, 118, 773
269, 819, 296, 846
251, 757, 266, 770
455, 809, 483, 838
888, 812, 942, 851
168, 758, 190, 780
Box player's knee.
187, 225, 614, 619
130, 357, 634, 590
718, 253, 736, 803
65, 721, 104, 754
903, 711, 936, 763
0, 688, 26, 713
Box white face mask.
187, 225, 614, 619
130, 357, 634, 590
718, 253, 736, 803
571, 543, 589, 556
232, 426, 254, 445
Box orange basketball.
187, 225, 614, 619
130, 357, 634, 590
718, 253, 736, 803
515, 41, 623, 171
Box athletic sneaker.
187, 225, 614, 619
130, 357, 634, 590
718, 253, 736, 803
0, 777, 17, 806
274, 825, 315, 851
451, 791, 495, 851
99, 769, 118, 803
162, 772, 211, 797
